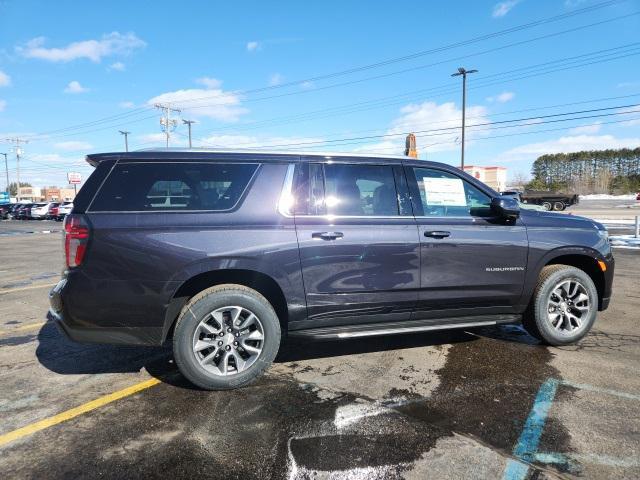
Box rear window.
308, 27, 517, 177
89, 162, 259, 212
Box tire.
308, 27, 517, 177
173, 284, 281, 390
522, 265, 598, 346
542, 201, 552, 211
553, 201, 565, 211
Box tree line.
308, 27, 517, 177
528, 147, 640, 194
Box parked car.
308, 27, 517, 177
0, 203, 12, 219
7, 203, 23, 219
14, 203, 34, 220
48, 150, 614, 390
30, 202, 56, 220
56, 202, 73, 221
48, 203, 60, 219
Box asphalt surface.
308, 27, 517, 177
0, 218, 639, 479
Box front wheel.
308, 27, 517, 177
173, 284, 281, 390
523, 265, 598, 346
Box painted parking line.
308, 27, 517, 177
0, 321, 46, 336
502, 378, 560, 480
0, 283, 56, 295
0, 378, 162, 448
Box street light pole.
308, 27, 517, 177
1, 153, 8, 194
451, 67, 478, 170
119, 130, 130, 152
182, 119, 195, 148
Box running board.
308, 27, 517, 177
288, 314, 521, 340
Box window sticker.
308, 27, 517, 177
423, 177, 467, 206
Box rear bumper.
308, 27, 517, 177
48, 279, 164, 346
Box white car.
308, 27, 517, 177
29, 202, 51, 219
56, 202, 73, 221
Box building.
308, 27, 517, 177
462, 166, 507, 192
17, 186, 42, 202
42, 187, 76, 202
17, 186, 76, 202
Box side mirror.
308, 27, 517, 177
491, 196, 520, 220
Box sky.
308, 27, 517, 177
0, 0, 639, 188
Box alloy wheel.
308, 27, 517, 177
546, 279, 591, 334
192, 306, 265, 376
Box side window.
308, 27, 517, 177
324, 164, 399, 216
412, 167, 492, 217
89, 162, 258, 212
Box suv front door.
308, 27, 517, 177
292, 159, 420, 329
405, 164, 529, 321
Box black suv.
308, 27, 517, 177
48, 150, 614, 390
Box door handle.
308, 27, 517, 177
424, 230, 450, 239
312, 231, 344, 240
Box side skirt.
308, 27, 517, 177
288, 314, 521, 340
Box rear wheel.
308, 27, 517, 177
523, 265, 597, 345
553, 201, 565, 211
542, 201, 552, 211
173, 284, 281, 390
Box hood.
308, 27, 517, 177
519, 209, 604, 231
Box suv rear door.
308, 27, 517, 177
405, 163, 528, 320
292, 158, 420, 329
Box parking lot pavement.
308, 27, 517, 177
0, 223, 638, 479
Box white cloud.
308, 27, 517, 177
617, 81, 640, 89
269, 73, 284, 86
492, 0, 520, 18
64, 80, 89, 94
54, 141, 93, 151
300, 81, 315, 90
246, 41, 260, 52
487, 91, 515, 103
354, 101, 489, 155
108, 61, 125, 71
17, 32, 146, 63
569, 122, 602, 135
195, 77, 222, 89
119, 101, 135, 109
0, 70, 10, 87
499, 134, 640, 161
0, 99, 6, 111
147, 78, 247, 122
139, 132, 177, 145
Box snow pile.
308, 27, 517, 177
609, 235, 640, 249
580, 194, 637, 200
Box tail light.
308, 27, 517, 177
64, 214, 90, 268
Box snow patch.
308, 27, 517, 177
609, 235, 640, 249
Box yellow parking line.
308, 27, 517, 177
0, 378, 162, 447
0, 321, 46, 336
0, 283, 56, 295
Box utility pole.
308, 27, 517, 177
154, 103, 181, 148
451, 67, 478, 170
4, 138, 28, 201
182, 119, 195, 148
119, 130, 130, 152
1, 153, 8, 194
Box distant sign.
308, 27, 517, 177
0, 191, 8, 202
67, 172, 82, 185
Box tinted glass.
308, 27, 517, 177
90, 162, 258, 212
412, 167, 492, 217
324, 164, 399, 216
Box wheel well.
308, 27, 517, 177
164, 269, 288, 342
545, 254, 605, 308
